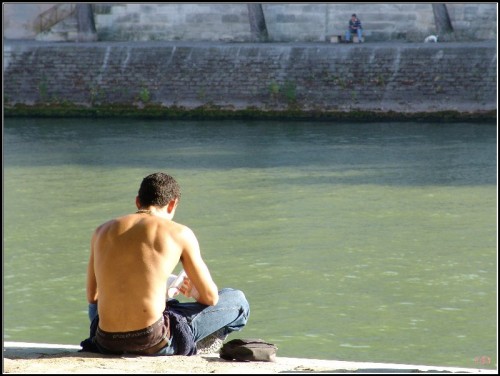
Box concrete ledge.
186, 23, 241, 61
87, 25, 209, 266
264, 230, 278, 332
3, 342, 496, 374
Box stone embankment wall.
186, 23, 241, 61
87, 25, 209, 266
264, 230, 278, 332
90, 3, 496, 42
3, 3, 497, 42
3, 41, 497, 119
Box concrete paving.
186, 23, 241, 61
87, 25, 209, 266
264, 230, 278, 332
3, 39, 496, 48
3, 342, 496, 374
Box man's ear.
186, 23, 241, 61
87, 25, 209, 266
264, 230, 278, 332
167, 198, 178, 214
135, 196, 141, 209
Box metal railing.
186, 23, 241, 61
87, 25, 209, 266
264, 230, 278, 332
33, 3, 76, 33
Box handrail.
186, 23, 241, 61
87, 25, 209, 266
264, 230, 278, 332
33, 3, 77, 33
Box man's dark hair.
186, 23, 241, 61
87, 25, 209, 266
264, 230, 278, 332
137, 172, 181, 208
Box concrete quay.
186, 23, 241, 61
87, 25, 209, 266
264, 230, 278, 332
3, 342, 497, 374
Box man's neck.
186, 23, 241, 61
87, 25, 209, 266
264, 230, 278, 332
136, 207, 173, 220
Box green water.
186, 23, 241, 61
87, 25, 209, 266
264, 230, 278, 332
3, 118, 497, 369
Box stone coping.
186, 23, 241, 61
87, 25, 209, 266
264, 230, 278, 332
3, 342, 496, 374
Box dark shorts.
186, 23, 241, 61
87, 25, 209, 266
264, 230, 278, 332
95, 315, 170, 355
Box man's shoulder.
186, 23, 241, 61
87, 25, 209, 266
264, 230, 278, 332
95, 215, 194, 236
167, 221, 198, 243
166, 219, 193, 234
94, 214, 137, 233
95, 217, 118, 231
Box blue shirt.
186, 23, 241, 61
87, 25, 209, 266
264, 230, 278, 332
349, 18, 362, 31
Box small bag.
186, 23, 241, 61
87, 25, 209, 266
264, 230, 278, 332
219, 338, 278, 362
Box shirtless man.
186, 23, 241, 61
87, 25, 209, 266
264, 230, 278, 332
81, 172, 250, 356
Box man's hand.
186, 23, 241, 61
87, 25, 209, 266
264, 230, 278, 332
179, 276, 196, 298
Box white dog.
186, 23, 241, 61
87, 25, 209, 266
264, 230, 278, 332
424, 35, 438, 43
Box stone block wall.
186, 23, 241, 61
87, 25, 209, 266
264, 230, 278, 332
93, 3, 496, 42
94, 3, 252, 42
3, 3, 497, 42
3, 41, 496, 116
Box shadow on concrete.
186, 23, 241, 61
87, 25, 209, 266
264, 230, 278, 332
4, 346, 130, 360
284, 369, 461, 373
4, 346, 230, 362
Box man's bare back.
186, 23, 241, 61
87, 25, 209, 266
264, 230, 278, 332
87, 207, 219, 333
89, 213, 183, 331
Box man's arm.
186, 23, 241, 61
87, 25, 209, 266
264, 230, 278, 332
86, 231, 98, 304
179, 226, 219, 306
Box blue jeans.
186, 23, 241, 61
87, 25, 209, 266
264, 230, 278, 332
88, 302, 98, 322
88, 288, 250, 355
345, 28, 362, 41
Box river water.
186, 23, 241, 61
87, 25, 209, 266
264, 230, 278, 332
3, 118, 497, 369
